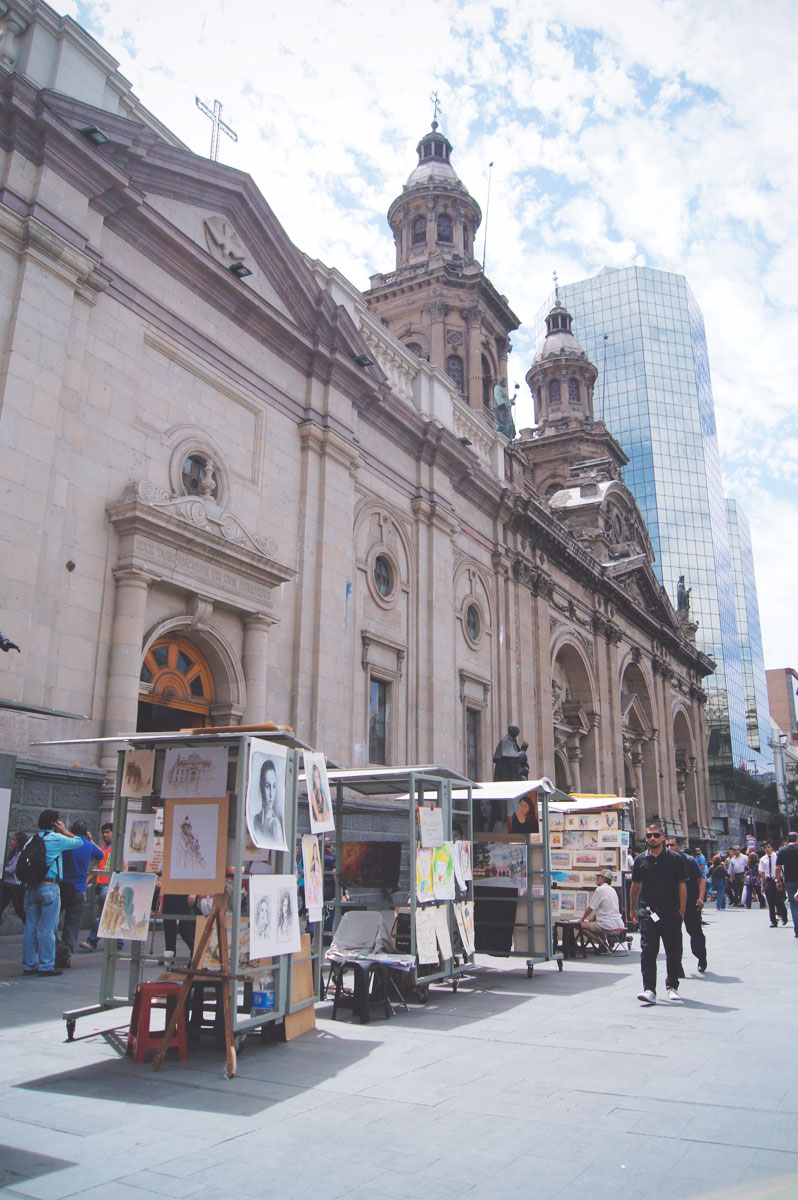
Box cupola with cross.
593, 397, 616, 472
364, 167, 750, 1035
364, 104, 519, 420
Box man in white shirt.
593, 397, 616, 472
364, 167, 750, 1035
760, 840, 788, 927
580, 869, 625, 945
728, 847, 746, 907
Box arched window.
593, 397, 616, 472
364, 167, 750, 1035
406, 342, 423, 358
481, 355, 492, 409
437, 214, 453, 243
462, 223, 469, 255
548, 379, 561, 406
446, 355, 464, 393
568, 378, 580, 405
412, 216, 426, 245
138, 634, 215, 732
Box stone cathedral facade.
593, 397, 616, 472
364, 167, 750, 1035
0, 0, 714, 841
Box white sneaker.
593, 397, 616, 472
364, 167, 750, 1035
637, 989, 656, 1005
163, 950, 175, 964
666, 987, 681, 1001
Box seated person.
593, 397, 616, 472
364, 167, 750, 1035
580, 868, 625, 945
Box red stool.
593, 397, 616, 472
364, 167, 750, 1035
126, 981, 188, 1065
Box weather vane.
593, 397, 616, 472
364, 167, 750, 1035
553, 269, 560, 303
195, 97, 238, 162
430, 90, 441, 128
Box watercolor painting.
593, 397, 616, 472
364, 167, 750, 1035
550, 850, 572, 871
123, 813, 155, 864
433, 843, 455, 900
120, 749, 155, 798
97, 872, 157, 942
572, 849, 601, 868
472, 842, 528, 895
599, 811, 619, 831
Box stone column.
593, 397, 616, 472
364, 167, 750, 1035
242, 613, 276, 725
428, 301, 447, 369
102, 569, 151, 768
465, 306, 483, 410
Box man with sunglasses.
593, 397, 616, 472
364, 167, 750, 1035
630, 822, 687, 1004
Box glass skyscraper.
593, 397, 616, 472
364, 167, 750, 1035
534, 266, 771, 783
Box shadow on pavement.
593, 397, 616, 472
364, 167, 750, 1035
0, 1145, 76, 1190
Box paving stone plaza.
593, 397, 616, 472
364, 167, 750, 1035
0, 907, 795, 1200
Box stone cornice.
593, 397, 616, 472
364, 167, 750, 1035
298, 420, 363, 475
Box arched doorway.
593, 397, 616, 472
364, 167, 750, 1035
620, 660, 658, 834
673, 709, 698, 837
552, 643, 598, 792
138, 634, 216, 732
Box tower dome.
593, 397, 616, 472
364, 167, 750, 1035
526, 296, 598, 428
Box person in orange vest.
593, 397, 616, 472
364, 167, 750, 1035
80, 823, 114, 951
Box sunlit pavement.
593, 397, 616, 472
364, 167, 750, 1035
0, 905, 796, 1199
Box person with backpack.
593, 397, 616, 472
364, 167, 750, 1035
20, 810, 83, 977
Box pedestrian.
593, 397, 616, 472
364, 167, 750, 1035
0, 830, 27, 925
80, 822, 113, 951
728, 847, 746, 906
56, 821, 104, 966
694, 846, 708, 877
742, 852, 766, 910
709, 854, 729, 909
21, 810, 83, 977
666, 837, 707, 974
759, 841, 788, 928
775, 832, 798, 937
630, 821, 687, 1005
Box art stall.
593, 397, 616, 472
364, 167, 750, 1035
37, 727, 325, 1074
450, 778, 563, 977
317, 766, 476, 1009
548, 793, 635, 955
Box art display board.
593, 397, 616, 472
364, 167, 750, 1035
160, 796, 229, 894
548, 798, 633, 928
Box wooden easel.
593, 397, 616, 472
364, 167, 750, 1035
152, 893, 238, 1078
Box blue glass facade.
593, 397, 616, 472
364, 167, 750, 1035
534, 266, 771, 775
726, 500, 770, 760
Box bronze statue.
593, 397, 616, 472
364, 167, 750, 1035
492, 724, 529, 782
493, 378, 516, 441
677, 575, 692, 615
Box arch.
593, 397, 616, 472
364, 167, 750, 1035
437, 213, 453, 243
673, 707, 698, 837
552, 638, 598, 793
620, 657, 658, 834
554, 750, 571, 792
353, 498, 415, 583
412, 215, 426, 245
481, 355, 493, 409
548, 379, 561, 406
446, 354, 464, 393
453, 558, 495, 630
568, 378, 580, 406
141, 616, 246, 725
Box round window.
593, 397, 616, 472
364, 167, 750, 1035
373, 555, 393, 598
181, 454, 219, 499
466, 604, 481, 642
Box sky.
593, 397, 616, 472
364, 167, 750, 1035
67, 0, 798, 675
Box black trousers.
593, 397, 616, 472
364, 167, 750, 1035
729, 873, 745, 905
639, 911, 683, 992
763, 878, 787, 925
682, 903, 706, 967
162, 894, 195, 954
0, 881, 25, 923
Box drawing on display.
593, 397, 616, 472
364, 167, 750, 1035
97, 872, 157, 942
123, 813, 155, 863
120, 749, 155, 798
246, 739, 288, 851
161, 746, 228, 799
160, 796, 227, 894
249, 873, 301, 958
303, 751, 334, 834
302, 835, 323, 910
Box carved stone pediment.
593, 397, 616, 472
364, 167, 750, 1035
203, 215, 251, 270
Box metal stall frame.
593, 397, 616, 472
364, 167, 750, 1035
456, 778, 564, 977
324, 765, 475, 994
35, 730, 321, 1046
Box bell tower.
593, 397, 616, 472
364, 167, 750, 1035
364, 121, 519, 422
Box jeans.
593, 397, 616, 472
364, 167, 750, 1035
763, 878, 787, 925
87, 885, 108, 946
785, 883, 798, 934
23, 880, 61, 972
715, 881, 726, 909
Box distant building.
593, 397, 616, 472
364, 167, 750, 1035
535, 267, 772, 811
766, 669, 798, 747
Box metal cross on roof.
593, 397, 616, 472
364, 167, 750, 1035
430, 89, 441, 127
195, 97, 238, 162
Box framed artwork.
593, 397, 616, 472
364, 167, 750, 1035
120, 749, 155, 798
564, 828, 599, 848
559, 871, 584, 888
249, 873, 301, 958
473, 797, 505, 834
600, 849, 619, 868
161, 745, 228, 799
549, 810, 564, 831
97, 872, 157, 942
303, 750, 334, 834
572, 848, 600, 868
301, 835, 324, 910
599, 831, 622, 847
123, 813, 155, 864
160, 796, 228, 894
599, 811, 619, 831
574, 890, 590, 912
472, 841, 527, 894
582, 870, 604, 886
550, 890, 561, 917
620, 830, 630, 847
340, 842, 402, 889
550, 830, 563, 848
505, 791, 540, 836
558, 891, 577, 916
550, 850, 572, 871
246, 739, 288, 851
565, 813, 603, 830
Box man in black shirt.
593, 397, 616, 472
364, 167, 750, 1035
776, 832, 798, 937
630, 821, 687, 1004
666, 837, 707, 974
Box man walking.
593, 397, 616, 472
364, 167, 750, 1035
22, 810, 83, 977
630, 821, 687, 1004
728, 847, 746, 906
759, 841, 788, 927
666, 837, 707, 973
775, 832, 798, 937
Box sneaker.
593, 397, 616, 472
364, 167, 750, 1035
79, 942, 95, 952
697, 962, 707, 973
666, 987, 681, 1001
22, 969, 37, 976
770, 923, 779, 928
37, 969, 64, 977
637, 989, 656, 1005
